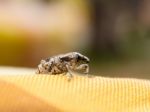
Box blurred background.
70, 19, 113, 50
1, 0, 150, 78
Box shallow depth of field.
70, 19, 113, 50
1, 0, 150, 79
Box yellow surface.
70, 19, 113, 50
0, 71, 150, 112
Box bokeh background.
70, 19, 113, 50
1, 0, 150, 79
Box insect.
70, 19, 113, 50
36, 52, 90, 79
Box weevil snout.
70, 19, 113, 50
77, 53, 90, 63
83, 56, 90, 63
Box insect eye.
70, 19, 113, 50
78, 56, 89, 63
76, 56, 81, 62
76, 55, 81, 61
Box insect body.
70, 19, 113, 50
36, 52, 90, 78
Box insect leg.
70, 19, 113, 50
76, 64, 89, 75
65, 64, 73, 80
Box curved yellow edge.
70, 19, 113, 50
0, 74, 150, 112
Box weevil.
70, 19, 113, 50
36, 52, 89, 79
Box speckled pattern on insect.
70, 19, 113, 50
36, 52, 90, 78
